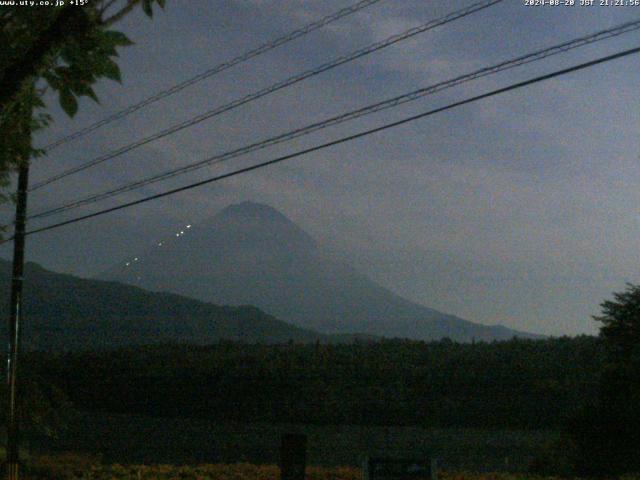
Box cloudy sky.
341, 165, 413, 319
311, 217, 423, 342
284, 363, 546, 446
2, 0, 639, 336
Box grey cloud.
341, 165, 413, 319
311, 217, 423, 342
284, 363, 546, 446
4, 0, 639, 336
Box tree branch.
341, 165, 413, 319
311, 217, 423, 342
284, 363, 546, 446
103, 0, 142, 26
0, 7, 93, 114
99, 0, 121, 16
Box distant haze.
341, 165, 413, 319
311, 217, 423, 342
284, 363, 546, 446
101, 201, 541, 341
1, 1, 638, 336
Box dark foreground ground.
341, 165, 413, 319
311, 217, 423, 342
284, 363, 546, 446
31, 412, 556, 472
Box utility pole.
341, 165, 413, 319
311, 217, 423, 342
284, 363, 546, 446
5, 162, 29, 480
4, 94, 31, 479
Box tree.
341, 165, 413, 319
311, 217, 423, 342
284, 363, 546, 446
0, 0, 166, 202
570, 283, 640, 476
1, 2, 167, 472
594, 282, 640, 356
0, 374, 74, 441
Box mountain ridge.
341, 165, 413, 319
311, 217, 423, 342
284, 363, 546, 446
101, 201, 541, 341
0, 259, 333, 350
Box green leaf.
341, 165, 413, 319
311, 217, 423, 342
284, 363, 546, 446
156, 0, 166, 9
69, 82, 99, 103
32, 96, 45, 109
101, 59, 122, 83
85, 87, 99, 103
142, 0, 153, 17
59, 89, 78, 117
103, 30, 134, 47
43, 71, 61, 90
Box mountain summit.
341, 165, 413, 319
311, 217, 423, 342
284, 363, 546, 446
217, 201, 296, 223
211, 201, 316, 250
101, 202, 539, 341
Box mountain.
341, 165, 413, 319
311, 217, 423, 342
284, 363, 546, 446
0, 259, 328, 350
101, 201, 540, 341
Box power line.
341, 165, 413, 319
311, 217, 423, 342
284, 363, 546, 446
10, 45, 640, 243
27, 18, 640, 221
32, 0, 501, 190
30, 0, 504, 191
39, 0, 384, 153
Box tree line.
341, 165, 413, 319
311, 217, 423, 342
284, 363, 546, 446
25, 336, 604, 429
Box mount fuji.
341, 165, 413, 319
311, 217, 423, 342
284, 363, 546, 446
100, 201, 540, 341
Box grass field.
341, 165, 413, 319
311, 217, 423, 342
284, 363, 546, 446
16, 457, 549, 480
28, 412, 557, 473
27, 457, 360, 480
22, 457, 640, 480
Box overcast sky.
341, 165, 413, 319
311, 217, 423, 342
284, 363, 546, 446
2, 0, 639, 336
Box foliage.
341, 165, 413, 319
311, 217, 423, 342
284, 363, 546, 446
0, 372, 74, 440
528, 435, 577, 478
569, 283, 640, 476
593, 282, 640, 356
26, 336, 604, 430
0, 0, 165, 203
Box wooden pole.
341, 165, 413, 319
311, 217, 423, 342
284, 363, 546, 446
5, 162, 29, 480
